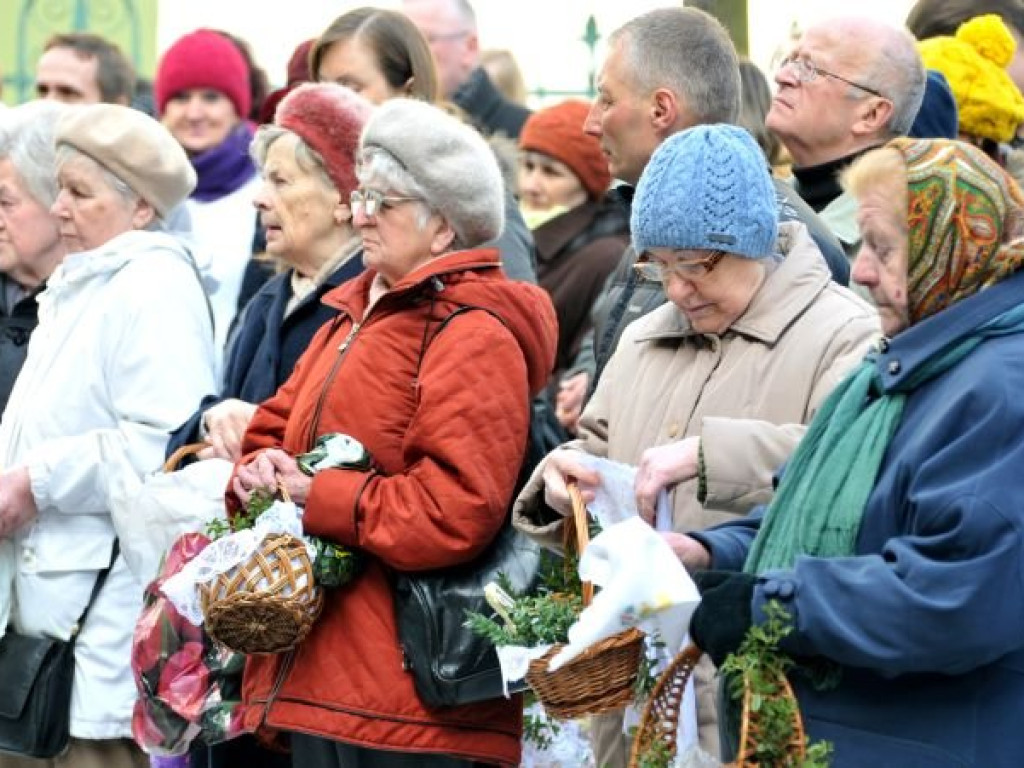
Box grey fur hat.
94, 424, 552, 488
359, 98, 505, 248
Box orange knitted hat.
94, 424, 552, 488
520, 100, 611, 199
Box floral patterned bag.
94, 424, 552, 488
131, 532, 245, 756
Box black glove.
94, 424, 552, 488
689, 570, 757, 667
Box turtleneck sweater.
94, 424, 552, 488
791, 147, 879, 213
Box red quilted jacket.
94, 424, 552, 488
235, 248, 557, 766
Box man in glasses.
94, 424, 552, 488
768, 18, 926, 258
402, 0, 530, 138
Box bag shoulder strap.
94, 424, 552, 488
72, 540, 120, 639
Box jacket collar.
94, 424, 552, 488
871, 268, 1024, 393
322, 247, 502, 318
635, 221, 831, 344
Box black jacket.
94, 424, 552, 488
0, 276, 40, 418
454, 67, 531, 139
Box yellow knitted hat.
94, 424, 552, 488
918, 14, 1024, 143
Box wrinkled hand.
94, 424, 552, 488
0, 468, 38, 539
634, 436, 700, 524
541, 448, 601, 516
689, 570, 757, 666
661, 532, 711, 571
555, 372, 589, 433
232, 449, 312, 506
198, 398, 258, 461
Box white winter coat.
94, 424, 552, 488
0, 229, 217, 739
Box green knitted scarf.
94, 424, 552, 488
745, 302, 1024, 575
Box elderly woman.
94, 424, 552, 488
513, 124, 878, 765
0, 104, 215, 767
168, 83, 373, 463
677, 138, 1024, 766
0, 102, 66, 416
155, 28, 263, 357
230, 99, 556, 768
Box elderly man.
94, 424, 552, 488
0, 103, 66, 417
766, 17, 925, 255
402, 0, 530, 137
35, 32, 135, 105
556, 7, 851, 433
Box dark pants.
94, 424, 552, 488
291, 733, 495, 768
191, 735, 291, 768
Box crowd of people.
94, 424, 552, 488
1, 1, 1024, 767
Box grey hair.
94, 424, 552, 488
250, 124, 335, 193
858, 26, 926, 137
611, 7, 740, 124
446, 0, 477, 31
55, 144, 142, 209
0, 101, 67, 208
356, 145, 465, 250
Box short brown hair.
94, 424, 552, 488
311, 8, 439, 103
44, 32, 135, 104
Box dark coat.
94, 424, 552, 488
454, 67, 531, 139
0, 277, 39, 418
696, 269, 1024, 767
167, 254, 364, 456
533, 199, 628, 384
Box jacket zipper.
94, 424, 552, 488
258, 649, 297, 732
305, 321, 361, 450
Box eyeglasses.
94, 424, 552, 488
633, 250, 727, 282
778, 54, 886, 99
350, 189, 420, 219
425, 30, 470, 45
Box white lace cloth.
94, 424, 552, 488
160, 500, 315, 625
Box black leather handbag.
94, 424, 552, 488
393, 521, 541, 707
0, 541, 119, 758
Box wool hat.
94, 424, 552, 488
56, 103, 196, 218
359, 98, 505, 248
918, 15, 1024, 143
909, 70, 960, 139
631, 124, 777, 258
519, 100, 611, 200
275, 83, 373, 198
155, 29, 251, 118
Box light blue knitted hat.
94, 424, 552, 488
631, 124, 777, 259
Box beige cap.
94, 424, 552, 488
55, 103, 196, 218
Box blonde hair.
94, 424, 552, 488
841, 146, 909, 220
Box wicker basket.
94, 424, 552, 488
197, 473, 324, 655
627, 644, 806, 767
524, 483, 645, 720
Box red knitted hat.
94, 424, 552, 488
275, 83, 373, 197
519, 100, 611, 200
155, 29, 251, 118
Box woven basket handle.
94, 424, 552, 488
566, 481, 594, 607
163, 442, 209, 473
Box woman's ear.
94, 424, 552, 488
132, 198, 157, 230
335, 195, 353, 225
429, 215, 456, 254
403, 77, 415, 97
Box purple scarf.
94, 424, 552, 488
190, 123, 257, 202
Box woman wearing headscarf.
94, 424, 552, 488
513, 125, 878, 764
230, 99, 557, 768
0, 104, 215, 768
168, 83, 373, 464
678, 138, 1024, 767
155, 28, 263, 358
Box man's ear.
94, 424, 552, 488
650, 88, 680, 135
132, 198, 156, 230
852, 97, 895, 140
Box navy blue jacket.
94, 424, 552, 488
168, 255, 364, 457
696, 269, 1024, 767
